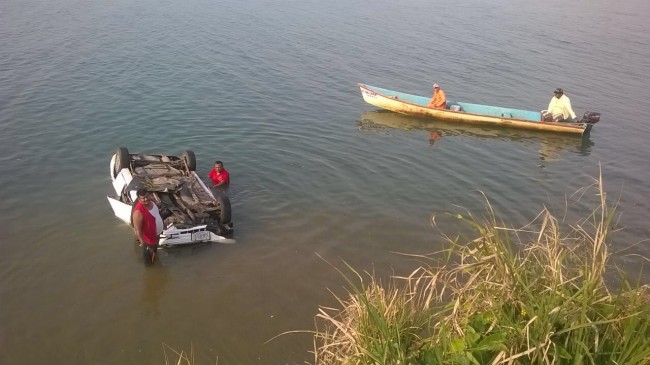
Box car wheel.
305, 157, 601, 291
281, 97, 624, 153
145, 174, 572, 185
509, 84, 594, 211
115, 147, 130, 177
180, 150, 196, 171
215, 194, 232, 224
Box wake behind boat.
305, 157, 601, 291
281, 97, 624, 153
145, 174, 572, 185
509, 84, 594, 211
358, 84, 600, 135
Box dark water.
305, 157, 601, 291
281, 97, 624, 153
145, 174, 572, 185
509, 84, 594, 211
1, 0, 649, 363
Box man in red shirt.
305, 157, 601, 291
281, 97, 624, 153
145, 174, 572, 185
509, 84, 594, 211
132, 188, 163, 265
208, 160, 230, 188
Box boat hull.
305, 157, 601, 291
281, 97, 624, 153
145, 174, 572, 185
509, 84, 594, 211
358, 84, 590, 135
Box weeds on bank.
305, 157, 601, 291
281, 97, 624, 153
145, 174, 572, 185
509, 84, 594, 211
312, 175, 650, 364
162, 343, 219, 365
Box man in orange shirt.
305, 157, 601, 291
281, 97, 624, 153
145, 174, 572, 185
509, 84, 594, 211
427, 83, 447, 109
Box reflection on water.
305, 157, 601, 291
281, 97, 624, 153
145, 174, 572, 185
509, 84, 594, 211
428, 131, 442, 146
578, 135, 594, 156
141, 265, 169, 318
158, 242, 213, 259
358, 110, 594, 162
537, 134, 594, 167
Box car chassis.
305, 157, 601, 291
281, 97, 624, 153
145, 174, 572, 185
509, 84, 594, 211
107, 147, 233, 247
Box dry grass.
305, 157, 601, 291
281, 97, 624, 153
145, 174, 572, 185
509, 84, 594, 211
312, 172, 650, 365
162, 343, 219, 365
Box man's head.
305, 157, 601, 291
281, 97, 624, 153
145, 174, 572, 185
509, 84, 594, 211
433, 83, 440, 90
214, 161, 224, 171
554, 88, 563, 98
136, 188, 151, 203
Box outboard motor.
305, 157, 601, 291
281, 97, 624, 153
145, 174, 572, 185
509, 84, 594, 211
581, 111, 600, 124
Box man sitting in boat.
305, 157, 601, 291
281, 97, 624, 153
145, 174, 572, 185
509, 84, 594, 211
427, 83, 447, 109
545, 88, 577, 122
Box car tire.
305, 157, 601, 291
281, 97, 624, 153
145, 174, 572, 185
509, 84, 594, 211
115, 147, 130, 177
180, 150, 196, 171
215, 194, 232, 224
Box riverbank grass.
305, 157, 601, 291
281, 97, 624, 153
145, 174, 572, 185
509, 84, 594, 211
313, 179, 650, 364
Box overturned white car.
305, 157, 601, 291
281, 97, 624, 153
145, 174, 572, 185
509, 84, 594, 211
107, 147, 234, 247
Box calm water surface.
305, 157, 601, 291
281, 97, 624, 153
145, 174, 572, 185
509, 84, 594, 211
1, 0, 649, 363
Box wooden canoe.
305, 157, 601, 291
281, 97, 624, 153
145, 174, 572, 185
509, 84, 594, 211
358, 83, 593, 135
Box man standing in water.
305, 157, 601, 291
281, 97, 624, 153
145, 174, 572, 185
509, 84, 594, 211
208, 160, 230, 188
132, 188, 163, 265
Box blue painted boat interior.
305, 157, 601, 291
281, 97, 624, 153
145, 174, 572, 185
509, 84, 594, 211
364, 84, 542, 122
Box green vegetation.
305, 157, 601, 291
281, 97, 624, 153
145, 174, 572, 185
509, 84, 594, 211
312, 177, 650, 365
